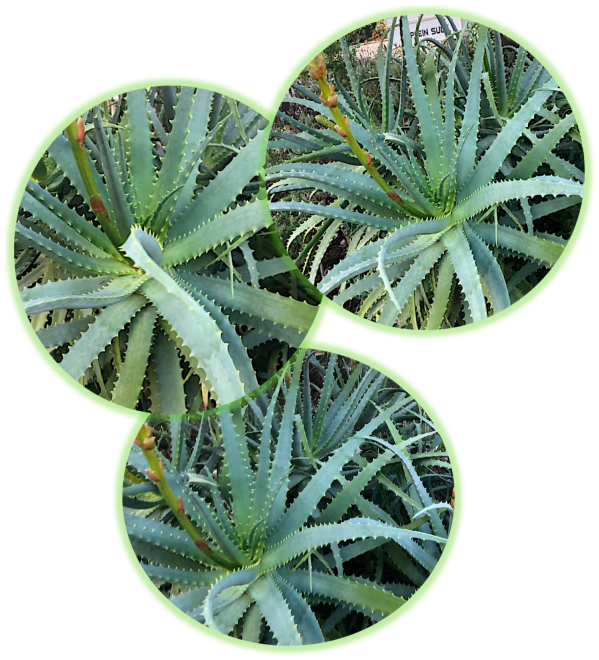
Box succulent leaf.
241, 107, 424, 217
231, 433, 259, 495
267, 16, 583, 328
16, 87, 319, 409
123, 351, 453, 644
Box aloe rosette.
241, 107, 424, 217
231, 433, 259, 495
123, 351, 453, 644
268, 17, 583, 328
14, 87, 320, 412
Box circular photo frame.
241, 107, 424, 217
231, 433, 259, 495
267, 15, 584, 329
14, 85, 321, 413
121, 348, 455, 646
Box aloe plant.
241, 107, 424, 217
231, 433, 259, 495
268, 17, 583, 328
123, 350, 453, 644
426, 18, 584, 158
14, 87, 320, 411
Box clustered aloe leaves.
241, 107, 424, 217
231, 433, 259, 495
15, 87, 320, 411
268, 16, 584, 328
123, 350, 453, 644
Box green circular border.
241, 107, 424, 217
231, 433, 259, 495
116, 338, 460, 651
2, 74, 268, 420
2, 3, 584, 657
266, 5, 589, 336
2, 3, 597, 412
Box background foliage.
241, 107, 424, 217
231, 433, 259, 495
123, 350, 453, 644
268, 16, 584, 328
15, 87, 320, 412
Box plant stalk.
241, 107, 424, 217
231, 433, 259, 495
65, 118, 123, 246
136, 424, 212, 553
308, 54, 411, 212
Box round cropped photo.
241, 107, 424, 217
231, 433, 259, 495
14, 86, 321, 413
122, 349, 454, 645
267, 15, 584, 329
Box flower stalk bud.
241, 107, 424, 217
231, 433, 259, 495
143, 436, 155, 451
76, 117, 85, 144
308, 53, 326, 80
145, 468, 160, 483
195, 538, 212, 552
89, 194, 108, 217
387, 190, 404, 203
